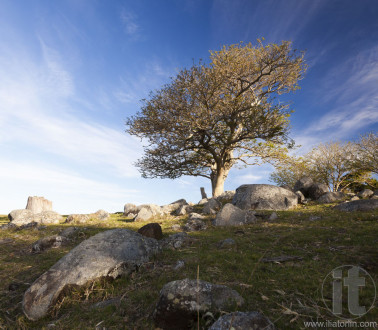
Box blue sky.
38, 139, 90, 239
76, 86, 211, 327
1, 0, 377, 214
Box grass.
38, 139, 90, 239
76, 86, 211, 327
0, 203, 377, 329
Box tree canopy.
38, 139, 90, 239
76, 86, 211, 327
126, 40, 306, 196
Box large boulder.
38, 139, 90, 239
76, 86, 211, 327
307, 183, 329, 200
153, 278, 244, 329
232, 184, 298, 211
358, 189, 374, 199
213, 203, 257, 226
293, 177, 314, 196
25, 196, 53, 214
138, 223, 163, 240
317, 192, 346, 204
161, 199, 187, 214
334, 199, 378, 212
202, 198, 222, 214
183, 219, 207, 232
124, 203, 138, 216
22, 229, 160, 320
65, 210, 108, 224
8, 210, 63, 226
210, 311, 275, 330
215, 190, 236, 203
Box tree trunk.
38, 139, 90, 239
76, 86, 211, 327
210, 167, 229, 197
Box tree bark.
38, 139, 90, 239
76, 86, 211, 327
211, 167, 229, 197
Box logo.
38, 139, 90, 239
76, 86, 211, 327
321, 265, 376, 319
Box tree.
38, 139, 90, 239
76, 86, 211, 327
353, 132, 378, 175
126, 40, 306, 197
270, 141, 370, 192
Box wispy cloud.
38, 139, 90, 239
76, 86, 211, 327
120, 9, 140, 38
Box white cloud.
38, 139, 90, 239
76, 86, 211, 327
120, 10, 140, 37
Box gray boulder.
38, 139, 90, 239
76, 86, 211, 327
124, 203, 138, 216
198, 198, 209, 205
25, 196, 53, 214
307, 183, 329, 200
134, 207, 154, 222
358, 189, 374, 199
160, 232, 192, 250
188, 213, 206, 220
153, 278, 244, 330
213, 203, 257, 226
183, 219, 207, 232
8, 209, 34, 223
93, 209, 109, 221
161, 199, 187, 214
350, 196, 360, 201
203, 198, 222, 214
232, 184, 298, 211
215, 190, 236, 203
334, 199, 378, 212
65, 214, 90, 223
9, 210, 63, 226
174, 204, 193, 216
317, 192, 346, 204
209, 311, 275, 330
280, 184, 293, 192
293, 177, 314, 196
295, 190, 305, 204
32, 235, 68, 252
22, 229, 160, 320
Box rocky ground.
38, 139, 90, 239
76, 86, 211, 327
0, 192, 377, 329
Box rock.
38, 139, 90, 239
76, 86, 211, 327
65, 214, 90, 224
232, 184, 298, 211
217, 238, 236, 249
203, 198, 222, 214
9, 210, 62, 225
160, 232, 192, 250
59, 227, 78, 238
32, 235, 67, 252
293, 177, 314, 196
25, 196, 53, 214
213, 203, 257, 227
171, 224, 181, 231
8, 209, 34, 223
174, 204, 193, 216
317, 192, 346, 204
350, 196, 360, 201
161, 199, 188, 214
215, 190, 236, 203
23, 229, 160, 321
153, 278, 244, 330
173, 260, 185, 271
268, 212, 278, 220
209, 311, 275, 330
334, 199, 378, 212
200, 187, 207, 199
19, 222, 39, 230
280, 184, 293, 192
183, 219, 207, 232
124, 203, 138, 216
138, 223, 163, 240
0, 222, 18, 230
307, 183, 329, 200
371, 195, 378, 200
358, 189, 374, 199
308, 215, 321, 221
93, 210, 109, 221
134, 207, 154, 222
198, 198, 209, 205
295, 190, 305, 204
188, 213, 206, 220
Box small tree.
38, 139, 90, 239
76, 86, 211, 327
269, 156, 309, 188
353, 132, 378, 175
126, 40, 306, 196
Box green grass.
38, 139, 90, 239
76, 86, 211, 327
0, 204, 377, 329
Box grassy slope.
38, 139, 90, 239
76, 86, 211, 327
0, 203, 377, 329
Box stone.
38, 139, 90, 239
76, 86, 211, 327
188, 213, 206, 220
161, 199, 187, 214
317, 192, 346, 204
173, 260, 185, 271
308, 215, 321, 221
174, 204, 193, 216
59, 227, 78, 238
209, 311, 275, 330
217, 238, 236, 249
200, 187, 207, 199
215, 190, 236, 203
0, 222, 18, 230
32, 211, 63, 224
334, 199, 378, 212
268, 212, 278, 220
307, 183, 329, 200
293, 177, 314, 197
8, 209, 34, 223
213, 203, 257, 227
295, 190, 305, 204
203, 198, 222, 214
350, 196, 360, 201
25, 196, 53, 214
133, 207, 154, 222
138, 223, 163, 240
23, 229, 160, 321
358, 189, 374, 199
171, 224, 181, 231
183, 219, 207, 232
124, 203, 138, 216
32, 236, 67, 252
19, 222, 39, 230
232, 184, 298, 211
93, 210, 109, 221
160, 232, 192, 250
65, 214, 90, 224
280, 184, 293, 192
153, 278, 244, 330
198, 198, 209, 205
